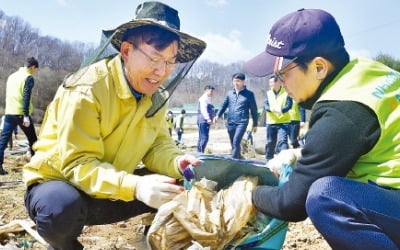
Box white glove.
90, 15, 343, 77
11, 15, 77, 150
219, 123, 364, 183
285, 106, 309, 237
271, 107, 282, 116
267, 148, 302, 175
135, 174, 183, 209
23, 116, 30, 127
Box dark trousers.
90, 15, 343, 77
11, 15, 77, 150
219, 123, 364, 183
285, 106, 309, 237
25, 180, 155, 250
288, 120, 301, 148
197, 122, 210, 153
307, 176, 400, 249
175, 128, 183, 142
265, 123, 289, 160
0, 114, 37, 166
227, 123, 247, 159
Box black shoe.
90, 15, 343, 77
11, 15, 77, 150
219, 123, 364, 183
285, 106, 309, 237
0, 168, 8, 175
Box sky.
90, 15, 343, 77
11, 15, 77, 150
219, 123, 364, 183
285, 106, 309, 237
1, 0, 400, 65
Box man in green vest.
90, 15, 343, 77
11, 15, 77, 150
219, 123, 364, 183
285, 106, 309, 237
244, 8, 400, 249
0, 57, 39, 175
264, 76, 292, 160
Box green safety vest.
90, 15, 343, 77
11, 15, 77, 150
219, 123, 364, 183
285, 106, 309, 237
289, 101, 301, 121
317, 58, 400, 188
5, 67, 34, 115
266, 87, 291, 124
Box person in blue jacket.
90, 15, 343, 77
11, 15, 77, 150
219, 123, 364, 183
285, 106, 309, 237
214, 73, 258, 159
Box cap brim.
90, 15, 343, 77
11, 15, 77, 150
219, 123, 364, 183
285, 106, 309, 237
103, 19, 206, 63
243, 51, 295, 77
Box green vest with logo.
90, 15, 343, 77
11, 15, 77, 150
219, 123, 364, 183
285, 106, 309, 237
5, 67, 34, 115
317, 58, 400, 188
266, 88, 291, 124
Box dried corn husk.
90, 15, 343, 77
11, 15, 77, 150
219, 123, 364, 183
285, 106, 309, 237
147, 176, 257, 250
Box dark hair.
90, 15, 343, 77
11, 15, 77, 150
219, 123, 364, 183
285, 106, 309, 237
180, 109, 186, 114
294, 49, 350, 72
25, 57, 39, 68
123, 25, 180, 51
232, 72, 245, 80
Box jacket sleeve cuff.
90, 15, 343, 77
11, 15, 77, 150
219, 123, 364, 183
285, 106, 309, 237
120, 174, 141, 201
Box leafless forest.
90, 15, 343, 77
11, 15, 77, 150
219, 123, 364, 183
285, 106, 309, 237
1, 9, 399, 124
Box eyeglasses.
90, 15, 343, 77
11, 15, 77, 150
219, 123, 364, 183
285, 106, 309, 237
132, 44, 177, 70
274, 64, 299, 83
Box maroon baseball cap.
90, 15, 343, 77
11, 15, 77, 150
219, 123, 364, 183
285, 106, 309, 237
244, 9, 345, 77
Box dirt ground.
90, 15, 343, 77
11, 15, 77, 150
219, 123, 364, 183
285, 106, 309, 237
0, 128, 330, 250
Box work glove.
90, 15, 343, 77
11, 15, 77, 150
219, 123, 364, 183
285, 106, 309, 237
267, 148, 302, 176
135, 174, 183, 209
23, 116, 30, 127
176, 154, 201, 174
271, 107, 282, 116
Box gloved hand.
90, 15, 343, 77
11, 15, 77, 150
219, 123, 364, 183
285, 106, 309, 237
135, 174, 183, 209
267, 148, 302, 176
176, 154, 201, 173
271, 107, 282, 116
23, 116, 30, 127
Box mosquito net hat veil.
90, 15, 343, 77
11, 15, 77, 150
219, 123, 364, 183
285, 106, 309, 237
63, 1, 206, 117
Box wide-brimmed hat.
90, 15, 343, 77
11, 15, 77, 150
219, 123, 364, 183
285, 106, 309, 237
103, 1, 206, 63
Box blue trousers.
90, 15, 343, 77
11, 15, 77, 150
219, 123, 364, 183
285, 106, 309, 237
288, 120, 300, 148
265, 123, 289, 159
226, 123, 247, 159
197, 122, 210, 153
25, 181, 155, 250
306, 176, 400, 249
0, 115, 37, 166
175, 128, 183, 142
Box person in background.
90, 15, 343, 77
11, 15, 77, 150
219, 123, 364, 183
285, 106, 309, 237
245, 117, 254, 145
23, 2, 206, 249
174, 109, 186, 144
288, 100, 306, 148
264, 76, 292, 160
165, 110, 174, 136
244, 8, 400, 249
0, 57, 39, 175
276, 99, 306, 151
196, 85, 215, 153
214, 73, 258, 159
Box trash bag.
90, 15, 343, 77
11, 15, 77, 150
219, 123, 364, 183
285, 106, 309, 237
147, 176, 258, 250
147, 155, 292, 250
183, 155, 278, 190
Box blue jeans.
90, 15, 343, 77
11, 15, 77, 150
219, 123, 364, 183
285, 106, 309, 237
288, 121, 300, 148
25, 180, 155, 250
306, 176, 400, 249
227, 123, 247, 159
175, 128, 183, 142
0, 115, 37, 166
197, 122, 210, 153
265, 123, 289, 159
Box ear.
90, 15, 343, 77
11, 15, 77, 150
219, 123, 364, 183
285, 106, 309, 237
120, 41, 131, 62
313, 57, 332, 80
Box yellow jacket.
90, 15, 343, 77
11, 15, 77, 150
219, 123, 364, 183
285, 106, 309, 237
23, 55, 182, 201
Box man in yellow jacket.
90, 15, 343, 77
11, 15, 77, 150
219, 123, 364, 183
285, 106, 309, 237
23, 2, 206, 249
0, 57, 39, 175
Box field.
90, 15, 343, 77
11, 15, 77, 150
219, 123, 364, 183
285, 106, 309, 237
0, 127, 330, 249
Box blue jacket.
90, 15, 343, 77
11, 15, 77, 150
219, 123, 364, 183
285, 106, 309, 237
217, 86, 258, 126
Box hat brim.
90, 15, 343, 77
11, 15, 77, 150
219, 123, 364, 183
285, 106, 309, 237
103, 20, 206, 63
243, 51, 296, 77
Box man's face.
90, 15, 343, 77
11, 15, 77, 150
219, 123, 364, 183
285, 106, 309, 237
206, 88, 214, 97
232, 78, 245, 91
121, 41, 178, 95
276, 62, 320, 103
